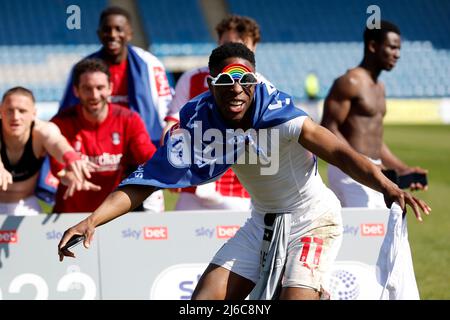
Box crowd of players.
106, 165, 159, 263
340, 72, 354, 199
0, 5, 432, 301
0, 7, 427, 216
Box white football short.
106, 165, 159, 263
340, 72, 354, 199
211, 188, 343, 291
328, 162, 386, 208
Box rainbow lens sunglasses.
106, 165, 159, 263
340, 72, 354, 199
209, 63, 258, 87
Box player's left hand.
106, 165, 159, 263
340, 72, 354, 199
383, 182, 431, 222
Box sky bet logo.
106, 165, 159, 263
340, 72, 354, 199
360, 223, 385, 236
343, 225, 359, 236
122, 227, 168, 240
144, 227, 168, 240
46, 230, 64, 240
0, 230, 18, 243
195, 227, 215, 238
216, 226, 240, 239
195, 226, 240, 239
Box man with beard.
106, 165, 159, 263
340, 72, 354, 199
51, 59, 156, 213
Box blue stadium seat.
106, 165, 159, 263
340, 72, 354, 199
223, 0, 450, 98
0, 45, 99, 101
137, 0, 213, 44
254, 40, 450, 99
0, 0, 449, 100
227, 0, 450, 48
0, 0, 106, 45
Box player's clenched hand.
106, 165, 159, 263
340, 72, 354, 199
58, 218, 95, 262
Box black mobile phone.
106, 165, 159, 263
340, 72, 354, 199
382, 169, 398, 184
398, 173, 428, 189
61, 235, 85, 251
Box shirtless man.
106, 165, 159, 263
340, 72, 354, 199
321, 20, 427, 208
0, 87, 96, 215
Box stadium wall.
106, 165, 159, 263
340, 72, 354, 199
1, 209, 392, 300
299, 99, 450, 125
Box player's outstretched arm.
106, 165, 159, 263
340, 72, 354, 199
37, 120, 98, 182
299, 118, 431, 220
57, 184, 156, 261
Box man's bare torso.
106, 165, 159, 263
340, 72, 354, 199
336, 68, 386, 159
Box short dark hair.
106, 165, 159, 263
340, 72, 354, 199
1, 86, 35, 103
364, 20, 401, 51
216, 15, 261, 44
208, 42, 256, 75
72, 58, 110, 86
99, 6, 132, 26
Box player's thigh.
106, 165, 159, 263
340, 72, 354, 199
192, 263, 255, 300
283, 210, 343, 295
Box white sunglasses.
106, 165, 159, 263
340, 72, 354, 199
208, 72, 258, 87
